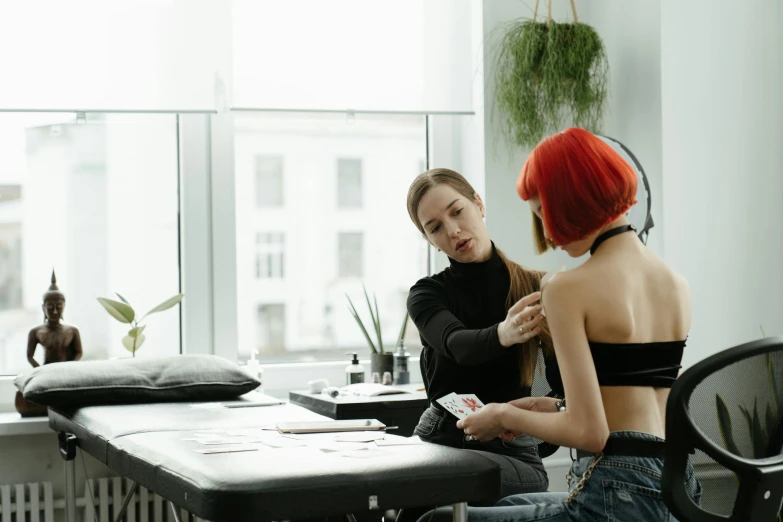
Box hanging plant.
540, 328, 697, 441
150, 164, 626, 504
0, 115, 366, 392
494, 0, 609, 149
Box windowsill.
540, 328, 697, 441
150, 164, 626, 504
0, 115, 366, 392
0, 412, 52, 436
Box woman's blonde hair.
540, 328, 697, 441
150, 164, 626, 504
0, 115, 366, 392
407, 168, 553, 387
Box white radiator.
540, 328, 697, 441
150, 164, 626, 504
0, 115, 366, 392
0, 479, 207, 522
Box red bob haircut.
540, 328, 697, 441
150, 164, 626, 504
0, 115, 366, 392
517, 128, 637, 252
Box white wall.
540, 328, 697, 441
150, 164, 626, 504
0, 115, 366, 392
581, 1, 663, 258
661, 0, 783, 367
480, 1, 664, 272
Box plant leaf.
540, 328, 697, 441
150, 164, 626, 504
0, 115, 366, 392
97, 298, 135, 324
142, 293, 184, 320
374, 293, 383, 354
716, 394, 741, 457
123, 333, 146, 354
128, 325, 146, 338
115, 292, 132, 307
397, 311, 409, 345
766, 403, 776, 453
751, 400, 766, 459
346, 294, 377, 353
768, 353, 781, 418
362, 285, 382, 353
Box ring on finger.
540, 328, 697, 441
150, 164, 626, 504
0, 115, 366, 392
518, 325, 526, 333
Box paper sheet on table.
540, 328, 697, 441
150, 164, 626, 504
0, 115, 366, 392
375, 435, 422, 446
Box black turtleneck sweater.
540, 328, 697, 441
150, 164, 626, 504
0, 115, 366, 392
407, 245, 530, 408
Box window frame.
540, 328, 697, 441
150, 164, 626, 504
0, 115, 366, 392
0, 112, 462, 405
201, 112, 455, 393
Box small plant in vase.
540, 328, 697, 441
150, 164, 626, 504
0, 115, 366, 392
345, 285, 409, 379
97, 292, 184, 356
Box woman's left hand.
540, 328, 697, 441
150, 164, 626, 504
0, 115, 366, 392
456, 403, 509, 441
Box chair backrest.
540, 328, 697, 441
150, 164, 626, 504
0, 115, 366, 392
662, 336, 783, 522
530, 349, 561, 459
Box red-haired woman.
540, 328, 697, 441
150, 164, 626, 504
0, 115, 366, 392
419, 128, 701, 521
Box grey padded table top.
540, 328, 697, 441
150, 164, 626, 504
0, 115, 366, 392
49, 400, 501, 521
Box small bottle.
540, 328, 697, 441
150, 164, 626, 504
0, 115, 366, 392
246, 349, 264, 394
372, 372, 381, 384
345, 352, 365, 385
393, 342, 410, 385
382, 371, 393, 385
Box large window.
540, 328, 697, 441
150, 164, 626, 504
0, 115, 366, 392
234, 112, 429, 363
0, 113, 181, 375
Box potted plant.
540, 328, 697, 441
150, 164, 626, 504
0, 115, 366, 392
715, 326, 783, 522
97, 292, 184, 357
494, 0, 609, 149
345, 285, 409, 378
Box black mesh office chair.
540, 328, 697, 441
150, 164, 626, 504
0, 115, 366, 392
662, 336, 783, 522
529, 350, 561, 459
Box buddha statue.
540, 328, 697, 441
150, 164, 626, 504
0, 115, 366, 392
15, 270, 83, 417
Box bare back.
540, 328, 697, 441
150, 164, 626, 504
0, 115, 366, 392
570, 233, 691, 437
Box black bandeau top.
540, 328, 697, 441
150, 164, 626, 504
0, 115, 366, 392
589, 339, 685, 387
547, 339, 685, 395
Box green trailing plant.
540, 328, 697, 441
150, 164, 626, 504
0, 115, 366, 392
345, 285, 409, 355
493, 0, 608, 149
97, 292, 184, 356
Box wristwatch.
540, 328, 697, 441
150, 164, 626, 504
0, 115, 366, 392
555, 398, 566, 412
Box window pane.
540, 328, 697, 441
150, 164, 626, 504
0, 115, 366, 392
337, 158, 363, 208
234, 112, 428, 363
256, 232, 285, 279
338, 232, 364, 278
255, 156, 284, 207
0, 113, 181, 375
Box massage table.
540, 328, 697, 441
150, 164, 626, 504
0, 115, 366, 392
48, 400, 500, 522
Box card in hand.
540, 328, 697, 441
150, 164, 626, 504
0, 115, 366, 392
456, 394, 485, 413
437, 392, 485, 419
436, 392, 468, 419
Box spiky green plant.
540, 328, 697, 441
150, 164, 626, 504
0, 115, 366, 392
345, 285, 408, 355
717, 353, 783, 457
97, 292, 184, 356
494, 18, 609, 149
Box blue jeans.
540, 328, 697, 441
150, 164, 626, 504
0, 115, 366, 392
417, 431, 702, 522
414, 406, 549, 501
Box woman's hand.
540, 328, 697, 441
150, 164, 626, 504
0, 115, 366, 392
497, 292, 545, 348
456, 403, 510, 441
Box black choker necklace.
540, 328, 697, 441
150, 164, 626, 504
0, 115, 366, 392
590, 224, 636, 255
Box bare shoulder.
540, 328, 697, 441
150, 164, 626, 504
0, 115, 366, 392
541, 268, 586, 310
